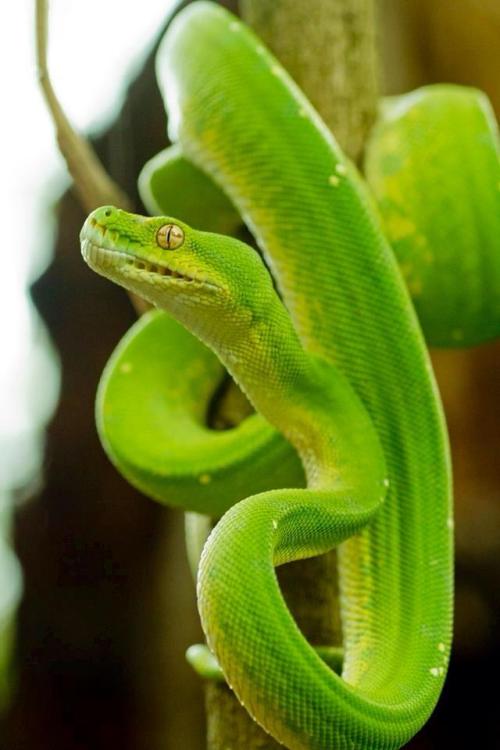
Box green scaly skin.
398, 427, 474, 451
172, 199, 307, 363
365, 85, 500, 347
78, 1, 500, 747
138, 143, 241, 237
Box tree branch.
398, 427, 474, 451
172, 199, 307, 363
35, 0, 133, 213
241, 0, 379, 161
35, 0, 149, 315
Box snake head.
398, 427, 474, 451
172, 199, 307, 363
80, 205, 275, 340
80, 205, 224, 303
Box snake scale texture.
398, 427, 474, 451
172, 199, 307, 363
79, 3, 499, 748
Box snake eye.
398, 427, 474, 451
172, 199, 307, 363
157, 223, 184, 250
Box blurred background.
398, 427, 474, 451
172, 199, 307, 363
0, 0, 499, 747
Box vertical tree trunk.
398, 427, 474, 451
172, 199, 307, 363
241, 0, 379, 160
205, 1, 380, 748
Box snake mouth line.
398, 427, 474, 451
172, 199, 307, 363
82, 239, 216, 288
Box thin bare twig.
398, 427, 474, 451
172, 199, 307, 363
35, 0, 149, 313
36, 0, 132, 212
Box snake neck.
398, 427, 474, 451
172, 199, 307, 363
208, 292, 385, 493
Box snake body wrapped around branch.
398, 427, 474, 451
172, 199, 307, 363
80, 3, 499, 748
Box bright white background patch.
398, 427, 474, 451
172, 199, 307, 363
0, 0, 177, 506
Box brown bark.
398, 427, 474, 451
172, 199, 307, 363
204, 1, 379, 748
241, 0, 379, 161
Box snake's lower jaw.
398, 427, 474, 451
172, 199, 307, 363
81, 238, 138, 290
81, 236, 221, 295
81, 238, 117, 273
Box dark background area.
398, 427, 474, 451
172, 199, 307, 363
3, 1, 499, 748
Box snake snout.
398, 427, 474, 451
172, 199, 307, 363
84, 206, 119, 237
91, 205, 118, 223
81, 206, 126, 253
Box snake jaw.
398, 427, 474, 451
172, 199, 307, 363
81, 238, 218, 290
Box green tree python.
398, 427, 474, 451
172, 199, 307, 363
79, 3, 500, 748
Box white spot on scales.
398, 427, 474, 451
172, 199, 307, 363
429, 666, 445, 677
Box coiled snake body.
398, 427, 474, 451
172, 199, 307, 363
80, 3, 499, 748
